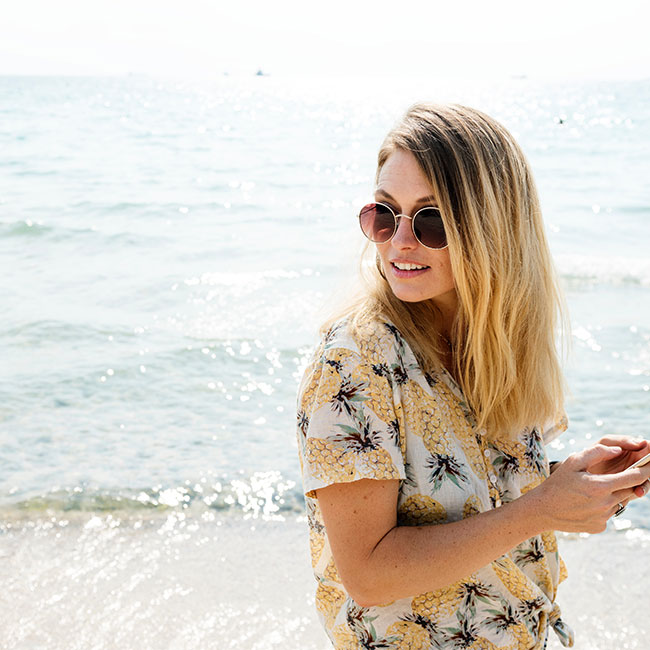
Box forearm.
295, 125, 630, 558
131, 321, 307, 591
353, 489, 547, 606
320, 443, 650, 608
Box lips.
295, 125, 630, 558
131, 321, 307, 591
390, 260, 430, 278
392, 261, 429, 271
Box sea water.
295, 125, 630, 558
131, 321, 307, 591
1, 74, 649, 649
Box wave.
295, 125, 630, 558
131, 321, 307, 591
0, 472, 305, 525
0, 220, 54, 238
0, 218, 171, 249
0, 319, 135, 343
557, 254, 650, 286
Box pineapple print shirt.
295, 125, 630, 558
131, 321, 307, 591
297, 317, 575, 650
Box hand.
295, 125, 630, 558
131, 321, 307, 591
535, 443, 650, 534
589, 435, 650, 498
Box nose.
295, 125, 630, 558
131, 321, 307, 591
391, 215, 418, 249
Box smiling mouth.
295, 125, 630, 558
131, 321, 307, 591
391, 262, 430, 271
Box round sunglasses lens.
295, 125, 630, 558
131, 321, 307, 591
359, 203, 395, 243
413, 208, 446, 249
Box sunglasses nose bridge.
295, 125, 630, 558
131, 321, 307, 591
391, 213, 418, 246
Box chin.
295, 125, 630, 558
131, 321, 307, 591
388, 285, 429, 303
388, 282, 457, 307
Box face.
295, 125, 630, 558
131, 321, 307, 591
375, 149, 457, 312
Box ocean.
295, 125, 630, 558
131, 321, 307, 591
1, 74, 649, 649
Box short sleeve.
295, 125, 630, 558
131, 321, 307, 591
296, 345, 406, 498
542, 412, 569, 445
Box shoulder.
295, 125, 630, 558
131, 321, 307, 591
296, 316, 408, 494
320, 315, 408, 368
297, 315, 407, 417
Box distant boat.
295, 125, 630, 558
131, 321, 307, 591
255, 69, 268, 76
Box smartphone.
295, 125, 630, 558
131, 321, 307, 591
630, 451, 650, 469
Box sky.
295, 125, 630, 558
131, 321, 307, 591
1, 0, 648, 80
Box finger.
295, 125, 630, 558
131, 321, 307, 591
575, 444, 623, 470
609, 490, 636, 518
605, 463, 650, 491
633, 480, 650, 499
612, 487, 637, 503
609, 501, 628, 519
598, 435, 647, 450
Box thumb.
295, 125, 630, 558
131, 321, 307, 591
578, 444, 622, 470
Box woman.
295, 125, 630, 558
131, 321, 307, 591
296, 104, 650, 650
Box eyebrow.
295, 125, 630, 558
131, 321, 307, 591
374, 189, 438, 207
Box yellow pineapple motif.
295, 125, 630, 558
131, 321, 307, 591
331, 623, 360, 650
386, 620, 430, 649
359, 446, 402, 480
399, 494, 447, 526
309, 526, 325, 568
541, 531, 558, 553
428, 382, 487, 479
324, 556, 341, 582
355, 320, 398, 364
433, 382, 487, 480
316, 582, 347, 628
463, 494, 483, 519
492, 557, 537, 601
412, 578, 473, 619
494, 437, 528, 468
533, 564, 553, 598
411, 591, 439, 620
508, 622, 535, 649
559, 557, 568, 583
355, 361, 398, 425
299, 354, 342, 415
402, 381, 453, 456
468, 637, 500, 650
305, 438, 355, 484
455, 432, 488, 480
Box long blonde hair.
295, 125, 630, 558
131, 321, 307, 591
325, 103, 567, 439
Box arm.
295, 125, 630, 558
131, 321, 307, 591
318, 477, 544, 607
317, 443, 650, 607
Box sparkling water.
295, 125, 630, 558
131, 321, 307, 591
1, 74, 649, 649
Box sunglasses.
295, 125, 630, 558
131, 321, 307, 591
358, 202, 448, 250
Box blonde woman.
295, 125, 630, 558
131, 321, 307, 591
296, 104, 650, 650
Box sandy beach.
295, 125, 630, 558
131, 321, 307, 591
1, 514, 648, 649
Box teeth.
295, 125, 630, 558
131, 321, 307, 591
393, 262, 427, 271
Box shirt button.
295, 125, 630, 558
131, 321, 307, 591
495, 498, 502, 507
483, 449, 490, 458
489, 473, 498, 483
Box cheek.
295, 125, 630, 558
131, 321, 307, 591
430, 252, 454, 282
376, 244, 389, 265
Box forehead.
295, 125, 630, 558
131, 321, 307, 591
376, 149, 433, 200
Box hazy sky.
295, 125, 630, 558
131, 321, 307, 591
1, 0, 648, 79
